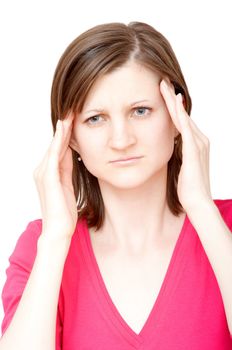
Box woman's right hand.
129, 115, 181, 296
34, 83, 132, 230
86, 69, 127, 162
33, 112, 78, 239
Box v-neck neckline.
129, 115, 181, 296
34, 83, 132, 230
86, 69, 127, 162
81, 214, 189, 346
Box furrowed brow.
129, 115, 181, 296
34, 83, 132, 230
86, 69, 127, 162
84, 99, 150, 115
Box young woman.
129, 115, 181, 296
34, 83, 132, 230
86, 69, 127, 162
0, 21, 231, 350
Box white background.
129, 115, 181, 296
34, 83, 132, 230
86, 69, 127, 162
0, 0, 231, 324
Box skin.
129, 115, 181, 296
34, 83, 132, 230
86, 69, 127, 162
70, 61, 186, 252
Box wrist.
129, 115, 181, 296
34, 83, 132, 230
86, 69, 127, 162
38, 232, 72, 254
186, 198, 219, 223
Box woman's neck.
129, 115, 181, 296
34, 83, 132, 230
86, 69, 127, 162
96, 169, 182, 252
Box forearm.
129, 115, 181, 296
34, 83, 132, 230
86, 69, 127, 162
188, 200, 232, 333
0, 233, 71, 350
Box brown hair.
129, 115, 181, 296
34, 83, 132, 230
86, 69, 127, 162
50, 21, 192, 230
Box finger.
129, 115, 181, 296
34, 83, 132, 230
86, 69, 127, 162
60, 146, 74, 187
63, 111, 75, 122
49, 115, 74, 167
176, 93, 209, 149
177, 96, 209, 182
160, 79, 181, 131
35, 111, 74, 178
176, 94, 210, 181
188, 118, 210, 146
34, 114, 75, 220
175, 93, 198, 154
57, 112, 75, 158
58, 123, 73, 161
174, 93, 211, 192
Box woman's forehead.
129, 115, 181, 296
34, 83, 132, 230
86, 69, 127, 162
82, 64, 161, 112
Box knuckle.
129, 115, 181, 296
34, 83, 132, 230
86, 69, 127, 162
33, 166, 45, 183
33, 167, 40, 180
204, 136, 210, 146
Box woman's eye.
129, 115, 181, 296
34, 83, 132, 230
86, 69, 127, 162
85, 115, 103, 125
134, 107, 152, 117
85, 107, 152, 125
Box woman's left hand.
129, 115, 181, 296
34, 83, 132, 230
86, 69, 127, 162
160, 78, 213, 214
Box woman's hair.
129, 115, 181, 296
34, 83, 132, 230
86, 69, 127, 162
50, 21, 192, 230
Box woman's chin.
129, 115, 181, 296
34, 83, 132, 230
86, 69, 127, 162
98, 172, 156, 190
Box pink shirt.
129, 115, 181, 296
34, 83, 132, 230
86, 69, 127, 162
1, 199, 232, 349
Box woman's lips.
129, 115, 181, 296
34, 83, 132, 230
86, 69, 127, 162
109, 156, 143, 163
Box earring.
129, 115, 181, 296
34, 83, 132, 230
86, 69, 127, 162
174, 138, 178, 145
77, 155, 82, 161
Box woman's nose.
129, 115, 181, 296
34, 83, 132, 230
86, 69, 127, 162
108, 119, 136, 150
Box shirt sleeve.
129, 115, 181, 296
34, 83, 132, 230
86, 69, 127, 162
0, 220, 63, 349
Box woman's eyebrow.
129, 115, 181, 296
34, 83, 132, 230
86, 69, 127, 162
84, 99, 151, 115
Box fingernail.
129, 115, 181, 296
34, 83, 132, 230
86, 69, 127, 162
177, 93, 183, 102
56, 120, 62, 132
68, 111, 74, 118
161, 79, 168, 88
162, 79, 171, 92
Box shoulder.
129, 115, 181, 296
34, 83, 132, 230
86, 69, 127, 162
213, 199, 232, 230
213, 198, 232, 213
1, 219, 43, 335
16, 219, 42, 242
10, 217, 88, 265
14, 219, 42, 247
8, 219, 42, 269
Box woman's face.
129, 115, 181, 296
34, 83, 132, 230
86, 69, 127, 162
70, 61, 177, 189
